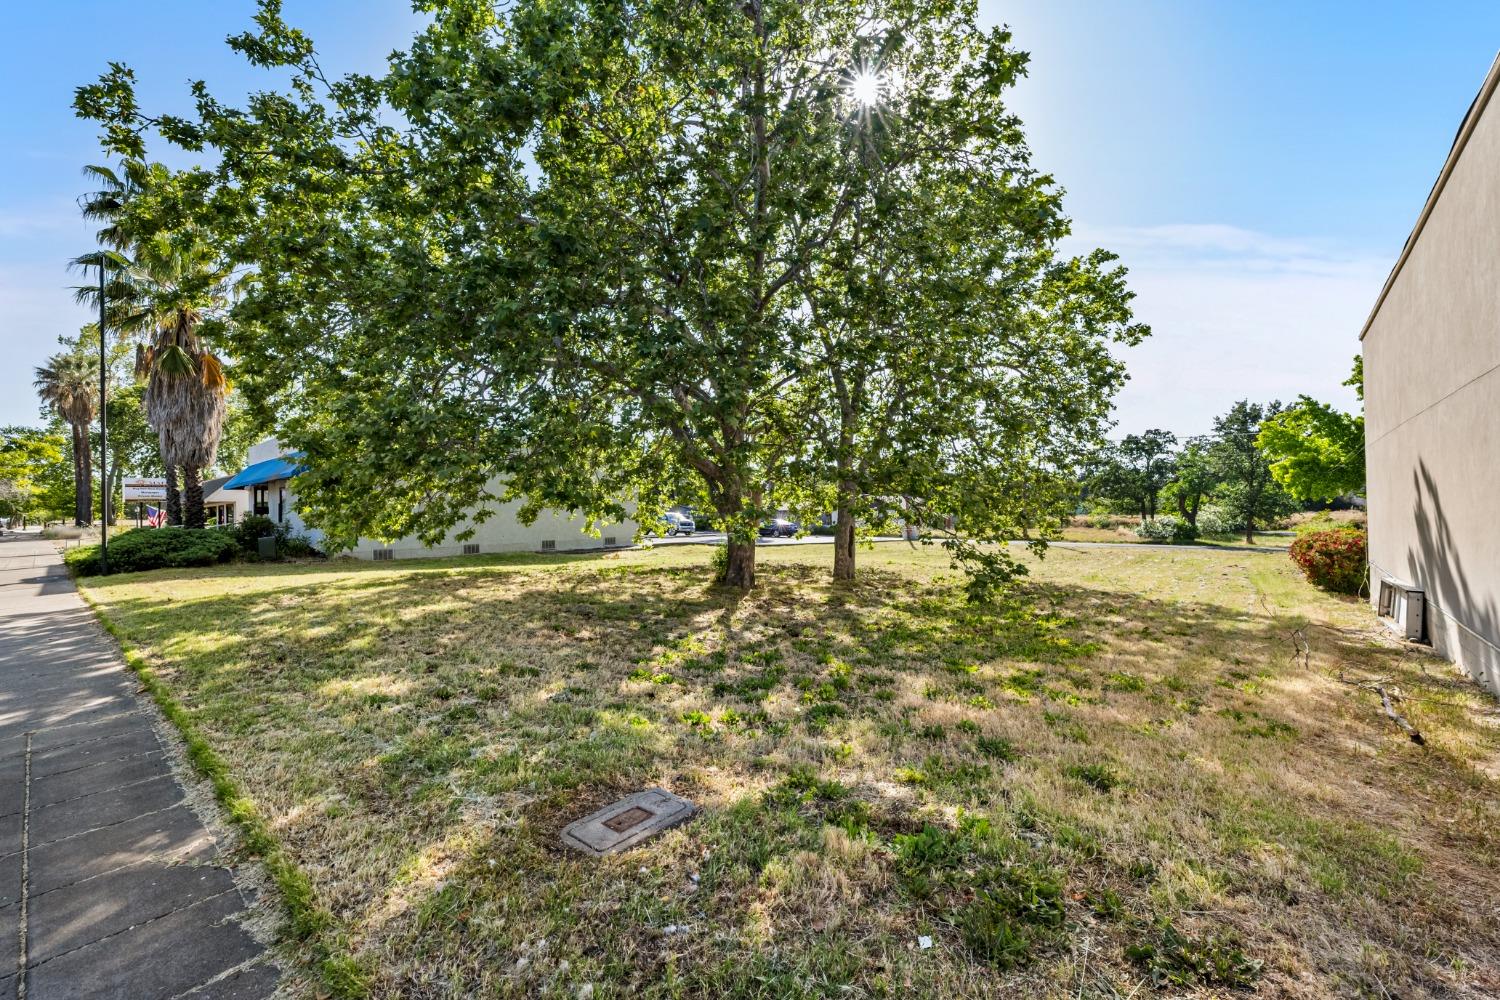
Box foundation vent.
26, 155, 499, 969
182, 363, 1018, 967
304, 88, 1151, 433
1377, 578, 1426, 642
463, 543, 480, 556
372, 549, 394, 562
540, 540, 557, 552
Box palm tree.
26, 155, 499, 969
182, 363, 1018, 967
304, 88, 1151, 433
78, 162, 153, 254
75, 163, 233, 530
136, 268, 229, 530
34, 351, 98, 526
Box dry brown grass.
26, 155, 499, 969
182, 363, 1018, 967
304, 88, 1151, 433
81, 543, 1500, 999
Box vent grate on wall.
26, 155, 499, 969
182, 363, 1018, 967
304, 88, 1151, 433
463, 543, 480, 556
373, 549, 394, 562
604, 536, 617, 547
540, 540, 557, 552
1377, 578, 1427, 642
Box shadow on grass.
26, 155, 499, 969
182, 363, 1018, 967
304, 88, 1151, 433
85, 553, 1500, 998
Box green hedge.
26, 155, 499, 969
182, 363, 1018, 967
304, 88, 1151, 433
64, 527, 240, 576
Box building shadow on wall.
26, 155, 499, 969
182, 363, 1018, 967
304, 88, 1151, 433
1407, 459, 1500, 693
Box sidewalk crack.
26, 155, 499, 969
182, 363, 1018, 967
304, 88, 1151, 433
17, 732, 31, 1000
23, 888, 240, 971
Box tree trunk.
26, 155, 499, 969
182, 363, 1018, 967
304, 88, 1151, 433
165, 465, 182, 527
70, 426, 85, 526
182, 467, 205, 530
833, 505, 856, 582
721, 536, 756, 589
1244, 516, 1254, 545
77, 424, 93, 526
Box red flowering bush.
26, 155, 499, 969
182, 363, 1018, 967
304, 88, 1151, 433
1289, 527, 1367, 595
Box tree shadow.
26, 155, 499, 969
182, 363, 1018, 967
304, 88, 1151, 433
85, 553, 1500, 998
1406, 459, 1500, 693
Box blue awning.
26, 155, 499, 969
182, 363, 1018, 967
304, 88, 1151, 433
223, 455, 306, 490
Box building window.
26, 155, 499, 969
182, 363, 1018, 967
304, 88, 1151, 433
252, 485, 269, 517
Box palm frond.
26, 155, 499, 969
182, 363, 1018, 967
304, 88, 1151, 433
154, 343, 198, 378
199, 353, 227, 392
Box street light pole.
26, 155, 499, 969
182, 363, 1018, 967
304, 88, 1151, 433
98, 257, 108, 575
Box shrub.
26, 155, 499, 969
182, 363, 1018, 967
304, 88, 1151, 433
1194, 507, 1236, 536
1134, 516, 1197, 544
710, 543, 730, 582
234, 515, 278, 554
1289, 527, 1367, 595
65, 527, 239, 576
279, 532, 323, 559
230, 515, 323, 560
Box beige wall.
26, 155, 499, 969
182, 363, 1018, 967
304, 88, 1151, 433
1363, 60, 1500, 696
344, 492, 637, 560
240, 439, 636, 560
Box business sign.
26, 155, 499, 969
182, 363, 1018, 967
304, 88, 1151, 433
123, 477, 169, 502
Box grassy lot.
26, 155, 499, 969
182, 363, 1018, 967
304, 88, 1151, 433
80, 544, 1500, 998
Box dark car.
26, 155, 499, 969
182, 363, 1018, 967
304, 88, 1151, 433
758, 518, 798, 538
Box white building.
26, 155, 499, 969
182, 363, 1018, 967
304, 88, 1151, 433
222, 438, 638, 560
202, 475, 249, 526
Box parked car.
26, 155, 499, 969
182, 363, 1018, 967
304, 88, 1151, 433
659, 511, 695, 536
758, 518, 798, 538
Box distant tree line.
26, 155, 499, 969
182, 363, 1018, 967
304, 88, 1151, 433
1085, 365, 1366, 545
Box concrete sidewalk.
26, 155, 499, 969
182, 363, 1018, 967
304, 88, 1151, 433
0, 533, 279, 999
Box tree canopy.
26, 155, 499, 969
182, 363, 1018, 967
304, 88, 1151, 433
1211, 400, 1296, 543
1256, 356, 1364, 502
0, 428, 67, 524
77, 0, 1146, 588
1088, 429, 1177, 522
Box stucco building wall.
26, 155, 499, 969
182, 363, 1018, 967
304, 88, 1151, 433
241, 439, 636, 560
1363, 55, 1500, 696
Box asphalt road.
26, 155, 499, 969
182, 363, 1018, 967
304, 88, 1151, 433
645, 531, 907, 547
644, 532, 1288, 554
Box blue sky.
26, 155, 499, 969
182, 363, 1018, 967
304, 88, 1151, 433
3, 2, 1498, 437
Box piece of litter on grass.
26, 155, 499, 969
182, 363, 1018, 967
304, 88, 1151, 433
917, 935, 933, 950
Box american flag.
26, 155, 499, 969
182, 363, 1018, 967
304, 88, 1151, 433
145, 505, 166, 528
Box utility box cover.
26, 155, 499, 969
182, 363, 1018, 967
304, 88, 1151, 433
257, 536, 277, 559
561, 789, 696, 857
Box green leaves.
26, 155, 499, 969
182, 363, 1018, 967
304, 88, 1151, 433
72, 0, 1148, 586
1257, 362, 1365, 502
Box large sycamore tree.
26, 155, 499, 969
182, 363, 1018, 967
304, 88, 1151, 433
79, 0, 1144, 588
